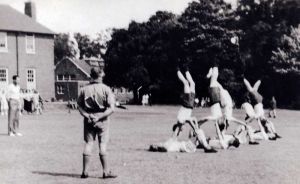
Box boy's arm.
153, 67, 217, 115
77, 89, 90, 119
78, 106, 90, 119
93, 88, 115, 122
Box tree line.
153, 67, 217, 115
55, 0, 300, 108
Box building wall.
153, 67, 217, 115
0, 32, 55, 100
0, 32, 18, 84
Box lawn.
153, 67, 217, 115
0, 105, 299, 184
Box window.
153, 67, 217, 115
57, 74, 63, 81
0, 68, 8, 88
70, 74, 76, 80
27, 69, 36, 90
0, 32, 8, 52
26, 34, 35, 54
57, 85, 64, 94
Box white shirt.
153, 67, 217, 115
6, 84, 21, 100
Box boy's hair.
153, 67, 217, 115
12, 75, 19, 80
231, 137, 240, 148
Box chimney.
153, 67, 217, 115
25, 1, 36, 21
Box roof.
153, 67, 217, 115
56, 57, 98, 78
0, 4, 55, 35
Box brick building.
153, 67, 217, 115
55, 57, 97, 101
55, 57, 133, 103
0, 2, 55, 100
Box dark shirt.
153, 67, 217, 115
181, 93, 195, 109
249, 91, 263, 106
208, 87, 221, 105
270, 99, 277, 109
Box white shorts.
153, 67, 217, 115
242, 103, 256, 118
211, 103, 222, 119
177, 107, 192, 124
254, 103, 264, 118
223, 105, 233, 118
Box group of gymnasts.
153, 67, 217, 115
149, 64, 282, 153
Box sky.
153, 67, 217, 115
0, 0, 237, 37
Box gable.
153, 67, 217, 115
55, 58, 91, 80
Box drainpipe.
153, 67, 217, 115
16, 32, 19, 75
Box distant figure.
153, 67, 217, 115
6, 75, 22, 136
200, 97, 205, 108
148, 93, 152, 106
194, 98, 199, 107
0, 89, 8, 115
141, 94, 149, 106
269, 96, 277, 118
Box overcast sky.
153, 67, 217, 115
0, 0, 237, 37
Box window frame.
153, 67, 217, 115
25, 34, 35, 54
0, 68, 8, 86
57, 85, 64, 94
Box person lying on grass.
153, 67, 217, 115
150, 119, 217, 153
189, 118, 241, 150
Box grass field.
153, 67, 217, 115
0, 105, 300, 184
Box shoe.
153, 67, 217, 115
8, 132, 15, 137
103, 171, 117, 179
149, 145, 157, 152
204, 148, 217, 153
80, 172, 88, 179
15, 132, 23, 136
275, 133, 282, 139
249, 141, 259, 145
269, 137, 276, 141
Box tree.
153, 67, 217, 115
74, 33, 103, 59
179, 0, 243, 102
270, 25, 300, 74
54, 33, 72, 64
104, 11, 183, 104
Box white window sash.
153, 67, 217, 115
25, 34, 35, 54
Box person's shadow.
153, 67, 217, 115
32, 171, 99, 179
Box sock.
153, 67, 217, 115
82, 155, 90, 175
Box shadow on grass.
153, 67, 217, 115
32, 171, 99, 179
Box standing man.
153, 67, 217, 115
77, 68, 117, 179
6, 75, 22, 136
269, 96, 277, 118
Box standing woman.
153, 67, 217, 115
6, 75, 22, 136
